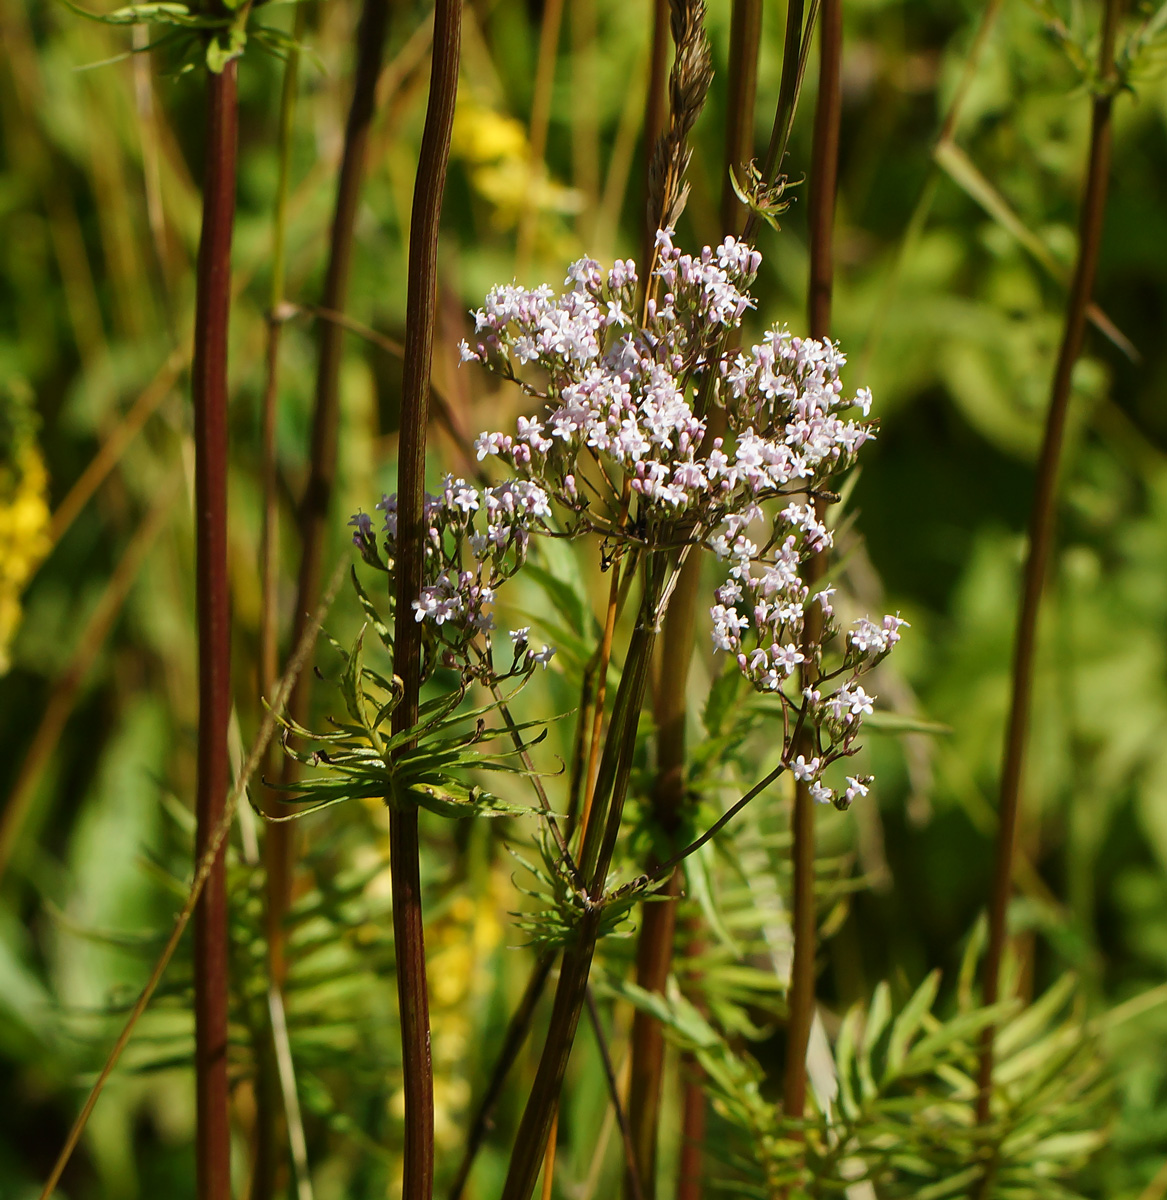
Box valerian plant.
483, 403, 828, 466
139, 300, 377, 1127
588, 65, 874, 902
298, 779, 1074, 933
281, 224, 907, 1200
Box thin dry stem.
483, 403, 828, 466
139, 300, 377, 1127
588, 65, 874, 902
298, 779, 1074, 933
35, 561, 345, 1200
781, 0, 842, 1138
516, 0, 565, 274
975, 0, 1122, 1141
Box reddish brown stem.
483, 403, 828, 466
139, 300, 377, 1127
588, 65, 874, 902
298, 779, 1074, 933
975, 0, 1120, 1134
625, 3, 762, 1188
676, 1045, 707, 1200
191, 57, 238, 1200
783, 0, 841, 1132
625, 550, 698, 1200
390, 1, 462, 1196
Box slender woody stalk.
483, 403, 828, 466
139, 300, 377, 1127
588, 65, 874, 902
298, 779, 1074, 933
391, 2, 462, 1196
782, 0, 842, 1132
626, 6, 761, 1191
277, 0, 391, 914
191, 56, 238, 1200
975, 0, 1121, 1136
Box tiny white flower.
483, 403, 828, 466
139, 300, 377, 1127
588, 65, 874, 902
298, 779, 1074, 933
791, 755, 821, 782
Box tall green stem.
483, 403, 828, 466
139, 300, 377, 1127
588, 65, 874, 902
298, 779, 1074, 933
191, 55, 238, 1200
975, 0, 1121, 1137
391, 1, 462, 1196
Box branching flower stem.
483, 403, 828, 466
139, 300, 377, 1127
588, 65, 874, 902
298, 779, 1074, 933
782, 0, 842, 1141
503, 584, 663, 1200
191, 56, 237, 1200
391, 0, 462, 1196
975, 0, 1122, 1144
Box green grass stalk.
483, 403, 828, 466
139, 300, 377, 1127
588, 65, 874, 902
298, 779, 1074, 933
975, 0, 1122, 1140
391, 0, 462, 1195
255, 6, 307, 1193
191, 54, 238, 1200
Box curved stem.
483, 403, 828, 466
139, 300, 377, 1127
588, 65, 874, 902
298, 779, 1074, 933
391, 1, 463, 1196
782, 0, 841, 1135
975, 0, 1121, 1136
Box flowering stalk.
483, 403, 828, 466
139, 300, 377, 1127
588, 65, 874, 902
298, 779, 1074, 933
191, 53, 238, 1200
975, 0, 1121, 1141
391, 0, 461, 1195
433, 220, 893, 1200
783, 0, 843, 1136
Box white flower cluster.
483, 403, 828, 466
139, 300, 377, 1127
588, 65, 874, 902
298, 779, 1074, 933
465, 231, 873, 547
346, 229, 906, 801
348, 473, 553, 674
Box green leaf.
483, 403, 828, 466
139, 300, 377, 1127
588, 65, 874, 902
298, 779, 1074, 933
349, 565, 392, 650
340, 623, 369, 730
887, 970, 941, 1075
405, 782, 532, 819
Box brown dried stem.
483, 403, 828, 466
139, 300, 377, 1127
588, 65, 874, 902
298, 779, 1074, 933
0, 482, 179, 887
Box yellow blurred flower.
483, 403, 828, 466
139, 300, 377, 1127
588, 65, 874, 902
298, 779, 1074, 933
452, 96, 584, 230
0, 402, 51, 674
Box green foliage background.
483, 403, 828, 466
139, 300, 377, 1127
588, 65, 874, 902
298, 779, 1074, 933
2, 0, 1167, 1195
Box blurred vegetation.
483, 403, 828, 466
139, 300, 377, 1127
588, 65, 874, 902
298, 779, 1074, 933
2, 0, 1167, 1195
